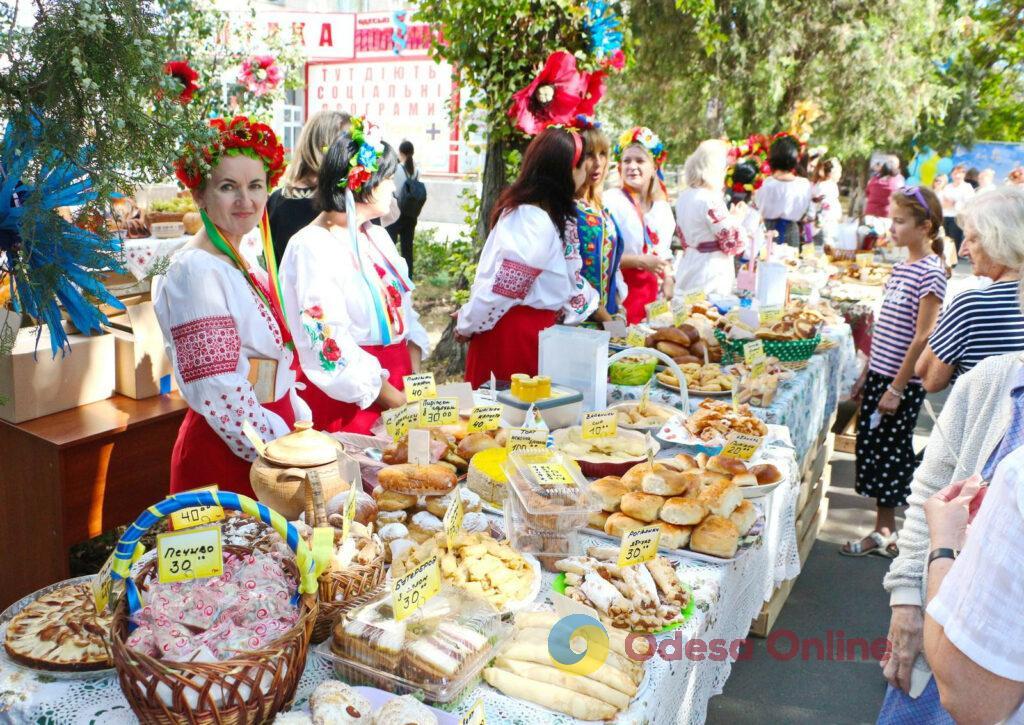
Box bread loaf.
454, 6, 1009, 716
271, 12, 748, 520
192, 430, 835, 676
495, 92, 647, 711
705, 455, 748, 477
750, 463, 784, 485
690, 515, 740, 558
656, 340, 689, 358
591, 477, 627, 512
372, 486, 417, 512
732, 472, 758, 488
588, 510, 611, 531
620, 492, 665, 523
656, 521, 692, 549
640, 470, 690, 497
457, 432, 500, 460
729, 499, 758, 536
378, 463, 458, 496
660, 497, 708, 525
605, 512, 644, 538
697, 479, 742, 518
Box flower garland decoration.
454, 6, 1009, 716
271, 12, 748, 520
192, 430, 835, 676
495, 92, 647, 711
336, 117, 385, 194
613, 126, 667, 168
509, 51, 605, 135
788, 99, 822, 143
174, 116, 286, 191
237, 55, 283, 97
725, 133, 771, 193
164, 60, 199, 104
583, 1, 626, 70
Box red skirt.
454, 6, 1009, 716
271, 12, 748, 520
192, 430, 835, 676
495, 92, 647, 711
622, 267, 661, 325
300, 342, 413, 435
170, 395, 296, 498
464, 305, 557, 388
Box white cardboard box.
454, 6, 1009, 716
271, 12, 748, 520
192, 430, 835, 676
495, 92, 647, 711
104, 299, 176, 400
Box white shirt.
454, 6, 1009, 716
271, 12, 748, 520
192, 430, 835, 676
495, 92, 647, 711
673, 187, 751, 299
811, 180, 842, 226
604, 188, 675, 259
927, 444, 1024, 721
456, 205, 599, 336
755, 176, 812, 221
280, 223, 431, 409
153, 248, 311, 461
940, 181, 975, 218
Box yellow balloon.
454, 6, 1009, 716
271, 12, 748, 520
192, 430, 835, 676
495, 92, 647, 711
919, 155, 939, 186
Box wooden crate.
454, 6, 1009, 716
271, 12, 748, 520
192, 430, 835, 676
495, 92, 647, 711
834, 410, 858, 454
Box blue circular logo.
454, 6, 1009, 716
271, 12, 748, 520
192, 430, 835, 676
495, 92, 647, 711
547, 613, 610, 676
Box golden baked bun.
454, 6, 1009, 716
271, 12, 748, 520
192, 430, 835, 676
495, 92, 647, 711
640, 470, 691, 497
690, 515, 740, 558
660, 497, 708, 526
750, 463, 784, 485
729, 499, 758, 536
591, 477, 627, 513
656, 521, 693, 549
620, 492, 665, 523
621, 461, 677, 492
604, 512, 644, 538
700, 471, 733, 489
705, 455, 748, 477
378, 463, 458, 496
732, 472, 758, 488
457, 432, 500, 460
669, 453, 698, 471
588, 510, 611, 531
372, 486, 418, 512
697, 479, 742, 518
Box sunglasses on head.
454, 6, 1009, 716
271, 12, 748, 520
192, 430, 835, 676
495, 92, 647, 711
900, 185, 929, 210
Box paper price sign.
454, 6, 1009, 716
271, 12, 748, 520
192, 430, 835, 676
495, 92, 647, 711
855, 251, 874, 268
800, 243, 817, 259
341, 482, 358, 543
759, 305, 784, 326
460, 700, 486, 725
507, 428, 548, 453
529, 462, 577, 487
673, 308, 688, 326
618, 524, 662, 567
626, 329, 647, 348
419, 397, 459, 427
384, 404, 419, 439
684, 289, 707, 306
157, 525, 224, 584
468, 404, 502, 432
392, 555, 441, 621
403, 373, 437, 401
91, 551, 120, 614
582, 410, 618, 439
382, 407, 403, 438
169, 485, 225, 531
722, 432, 763, 460
444, 490, 464, 550
743, 340, 767, 379
646, 300, 671, 321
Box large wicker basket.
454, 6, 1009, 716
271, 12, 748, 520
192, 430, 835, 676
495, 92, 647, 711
107, 491, 319, 725
714, 329, 821, 367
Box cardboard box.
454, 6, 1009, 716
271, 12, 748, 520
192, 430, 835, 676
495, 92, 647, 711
104, 299, 176, 400
0, 322, 115, 423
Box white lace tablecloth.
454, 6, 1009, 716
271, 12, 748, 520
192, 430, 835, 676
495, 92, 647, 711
0, 430, 801, 725
121, 235, 191, 281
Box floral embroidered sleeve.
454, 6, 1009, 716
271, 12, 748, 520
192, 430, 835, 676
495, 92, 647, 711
560, 220, 600, 325
706, 199, 751, 256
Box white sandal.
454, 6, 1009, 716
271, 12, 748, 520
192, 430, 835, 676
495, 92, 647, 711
840, 531, 892, 557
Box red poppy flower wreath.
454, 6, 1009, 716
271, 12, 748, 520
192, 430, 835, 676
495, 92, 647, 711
174, 115, 287, 190
509, 51, 606, 135
164, 60, 199, 104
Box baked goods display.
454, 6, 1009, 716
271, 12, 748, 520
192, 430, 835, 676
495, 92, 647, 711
643, 323, 723, 365
3, 582, 112, 672
684, 398, 768, 444
717, 306, 825, 342
552, 426, 656, 477
841, 262, 890, 286
370, 484, 484, 563
382, 428, 502, 476
656, 363, 737, 393
377, 463, 458, 497
466, 447, 509, 506
274, 683, 440, 725
555, 547, 691, 631
390, 531, 537, 612
483, 610, 645, 721
610, 400, 677, 429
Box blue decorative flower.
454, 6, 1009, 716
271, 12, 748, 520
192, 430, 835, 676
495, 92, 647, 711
584, 1, 624, 58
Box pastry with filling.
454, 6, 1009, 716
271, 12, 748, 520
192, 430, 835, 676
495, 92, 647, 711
3, 583, 112, 671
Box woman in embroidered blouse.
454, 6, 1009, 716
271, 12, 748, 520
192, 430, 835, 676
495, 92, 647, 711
604, 127, 676, 324
154, 116, 309, 497
281, 119, 430, 434
456, 127, 599, 387
674, 139, 752, 299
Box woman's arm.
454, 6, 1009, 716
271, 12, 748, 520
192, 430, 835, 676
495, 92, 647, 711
878, 293, 942, 413
915, 344, 956, 393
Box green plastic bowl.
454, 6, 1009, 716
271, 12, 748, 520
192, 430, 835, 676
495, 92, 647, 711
609, 355, 658, 386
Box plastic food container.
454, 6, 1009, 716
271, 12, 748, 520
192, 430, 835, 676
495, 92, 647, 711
503, 498, 584, 571
498, 385, 583, 429
317, 586, 511, 704
502, 449, 597, 530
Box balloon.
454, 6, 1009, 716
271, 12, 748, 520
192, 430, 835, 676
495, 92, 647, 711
919, 154, 940, 186
905, 175, 921, 187
936, 157, 954, 175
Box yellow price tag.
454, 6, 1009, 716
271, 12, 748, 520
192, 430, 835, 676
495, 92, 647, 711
91, 551, 118, 614
382, 407, 403, 438
618, 524, 662, 567
529, 462, 577, 487
743, 340, 767, 379
169, 485, 225, 531
157, 525, 223, 584
392, 555, 441, 621
460, 700, 486, 725
801, 243, 816, 259
721, 431, 763, 460
403, 373, 437, 401
384, 404, 419, 439
855, 251, 874, 268
444, 490, 464, 550
646, 299, 671, 321
311, 526, 335, 579
626, 329, 647, 348
759, 305, 784, 325
418, 397, 459, 427
467, 404, 502, 432
506, 428, 548, 453
684, 289, 707, 306
581, 410, 618, 439
673, 308, 687, 326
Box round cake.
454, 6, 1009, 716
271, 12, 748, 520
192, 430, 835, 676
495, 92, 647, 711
4, 582, 112, 671
466, 447, 509, 506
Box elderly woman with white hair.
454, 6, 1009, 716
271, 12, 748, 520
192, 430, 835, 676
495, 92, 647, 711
916, 186, 1024, 393
673, 139, 752, 299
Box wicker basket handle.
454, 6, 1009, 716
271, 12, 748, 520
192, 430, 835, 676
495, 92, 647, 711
302, 470, 329, 527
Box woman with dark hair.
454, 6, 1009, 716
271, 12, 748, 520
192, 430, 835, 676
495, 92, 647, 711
863, 155, 903, 234
456, 127, 599, 387
280, 118, 430, 434
755, 134, 812, 247
386, 139, 421, 274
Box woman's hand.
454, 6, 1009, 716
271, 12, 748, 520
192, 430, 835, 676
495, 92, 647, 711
850, 371, 868, 401
877, 388, 902, 415
925, 475, 985, 550
375, 381, 406, 410
639, 254, 665, 274
451, 310, 470, 344
882, 605, 924, 693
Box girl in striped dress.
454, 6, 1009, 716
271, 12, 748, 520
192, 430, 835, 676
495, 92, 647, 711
842, 186, 947, 557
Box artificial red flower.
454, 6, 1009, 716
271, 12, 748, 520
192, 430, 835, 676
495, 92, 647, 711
173, 158, 201, 189
306, 305, 323, 319
600, 49, 626, 71
238, 55, 283, 97
164, 60, 199, 104
347, 166, 372, 191
322, 338, 341, 362
508, 50, 591, 135
385, 285, 402, 308
577, 70, 606, 117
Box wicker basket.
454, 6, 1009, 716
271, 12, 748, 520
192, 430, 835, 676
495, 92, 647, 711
714, 329, 821, 366
107, 491, 319, 724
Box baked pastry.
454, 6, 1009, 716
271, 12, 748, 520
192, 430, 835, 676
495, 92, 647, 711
408, 511, 443, 543
705, 455, 747, 477
378, 464, 458, 496
591, 476, 627, 512
373, 486, 417, 512
621, 461, 679, 492
604, 512, 644, 538
315, 488, 378, 528
456, 431, 500, 460
461, 511, 490, 533
373, 695, 438, 725
376, 509, 407, 525
668, 453, 698, 471
588, 510, 611, 530
619, 492, 665, 523
309, 680, 372, 723
403, 620, 490, 682
484, 668, 618, 721
729, 499, 758, 536
656, 521, 692, 549
640, 469, 691, 497
425, 487, 483, 518
697, 479, 742, 518
379, 523, 409, 548
389, 538, 415, 565
466, 447, 509, 504
4, 582, 112, 671
660, 496, 708, 526
690, 515, 740, 558
732, 472, 758, 488
751, 463, 784, 485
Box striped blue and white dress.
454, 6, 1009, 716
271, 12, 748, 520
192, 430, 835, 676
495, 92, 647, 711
929, 280, 1024, 377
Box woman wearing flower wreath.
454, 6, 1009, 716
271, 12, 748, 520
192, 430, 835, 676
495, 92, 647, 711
280, 118, 430, 434
604, 127, 676, 324
456, 126, 600, 388
154, 116, 310, 496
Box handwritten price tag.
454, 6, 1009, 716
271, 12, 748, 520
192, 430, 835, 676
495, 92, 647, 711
507, 428, 548, 453
419, 397, 459, 427
444, 490, 464, 550
382, 407, 403, 438
460, 700, 486, 725
855, 251, 874, 268
759, 305, 784, 326
582, 410, 618, 439
392, 555, 441, 621
673, 307, 688, 326
618, 524, 662, 567
529, 462, 577, 487
341, 482, 359, 543
684, 289, 707, 306
744, 339, 767, 379
403, 373, 437, 401
91, 551, 119, 614
626, 329, 647, 348
169, 485, 224, 531
646, 299, 671, 321
468, 404, 502, 432
721, 432, 763, 460
157, 525, 223, 584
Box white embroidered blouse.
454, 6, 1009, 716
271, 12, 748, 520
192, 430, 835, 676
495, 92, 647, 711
280, 222, 430, 410
604, 188, 676, 260
153, 248, 311, 462
456, 205, 599, 337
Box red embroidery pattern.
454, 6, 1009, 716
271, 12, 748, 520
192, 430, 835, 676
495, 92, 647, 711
492, 259, 541, 300
714, 226, 745, 255
202, 393, 263, 460
171, 316, 241, 383
707, 207, 725, 225
245, 285, 283, 347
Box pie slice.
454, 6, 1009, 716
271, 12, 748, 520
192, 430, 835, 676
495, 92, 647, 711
4, 583, 112, 671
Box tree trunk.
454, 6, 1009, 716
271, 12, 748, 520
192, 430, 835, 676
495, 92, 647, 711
704, 95, 724, 138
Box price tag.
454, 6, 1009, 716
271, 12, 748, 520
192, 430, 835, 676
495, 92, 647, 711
459, 700, 486, 725
626, 329, 647, 348
392, 555, 441, 621
468, 404, 502, 432
408, 428, 432, 465
341, 481, 359, 543
721, 431, 763, 460
157, 525, 224, 584
759, 305, 784, 325
731, 381, 740, 413
403, 373, 437, 401
91, 551, 119, 614
603, 319, 628, 338
418, 397, 459, 427
855, 251, 874, 268
618, 524, 662, 567
506, 427, 548, 453
684, 289, 707, 306
382, 406, 403, 438
169, 485, 224, 531
443, 489, 464, 550
640, 379, 652, 409
528, 462, 577, 487
801, 243, 817, 259
646, 299, 671, 321
582, 410, 618, 439
743, 340, 767, 379
311, 526, 335, 579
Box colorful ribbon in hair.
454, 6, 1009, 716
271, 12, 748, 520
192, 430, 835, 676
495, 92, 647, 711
337, 117, 385, 194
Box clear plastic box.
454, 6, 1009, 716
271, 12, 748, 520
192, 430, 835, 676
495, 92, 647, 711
316, 586, 511, 704
503, 498, 584, 571
502, 448, 598, 530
